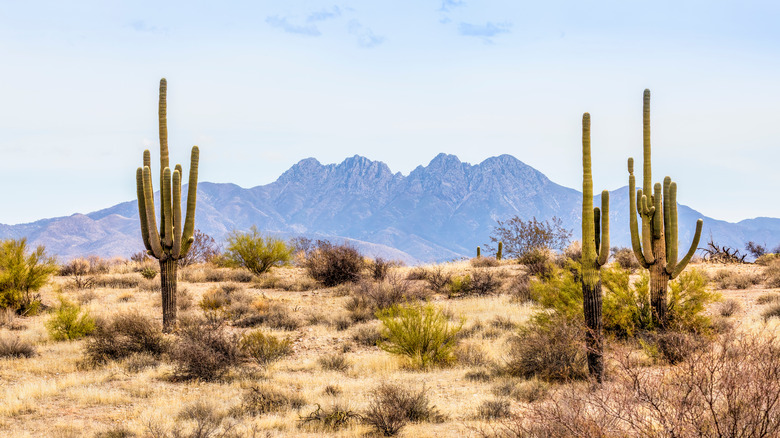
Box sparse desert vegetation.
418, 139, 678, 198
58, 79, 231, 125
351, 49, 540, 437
1, 239, 779, 437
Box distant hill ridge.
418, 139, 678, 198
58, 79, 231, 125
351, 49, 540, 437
0, 153, 777, 263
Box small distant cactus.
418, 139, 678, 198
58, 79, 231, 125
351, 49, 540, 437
476, 246, 481, 258
135, 78, 200, 332
496, 242, 503, 261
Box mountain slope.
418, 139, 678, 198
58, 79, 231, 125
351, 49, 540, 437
0, 154, 776, 263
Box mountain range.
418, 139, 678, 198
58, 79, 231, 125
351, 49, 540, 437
0, 153, 776, 263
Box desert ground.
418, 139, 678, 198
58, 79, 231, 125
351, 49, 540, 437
1, 255, 779, 438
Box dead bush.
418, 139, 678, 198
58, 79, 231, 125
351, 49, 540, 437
303, 241, 365, 287
492, 378, 549, 403
0, 335, 36, 358
718, 299, 742, 317
83, 312, 167, 365
756, 293, 780, 305
764, 259, 780, 288
711, 269, 761, 290
471, 257, 499, 268
611, 247, 640, 272
476, 399, 511, 420
503, 314, 587, 382
493, 333, 780, 438
170, 319, 241, 381
763, 303, 780, 321
507, 274, 532, 302
369, 257, 401, 281
240, 384, 305, 416
422, 266, 453, 293
518, 248, 555, 279
299, 403, 360, 431
454, 342, 489, 367
363, 383, 441, 436
318, 353, 350, 372
352, 323, 385, 347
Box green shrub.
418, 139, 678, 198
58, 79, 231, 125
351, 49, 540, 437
602, 265, 653, 337
83, 312, 167, 365
667, 269, 720, 333
46, 298, 96, 341
0, 238, 58, 314
529, 263, 582, 322
602, 266, 718, 336
224, 226, 292, 275
240, 330, 291, 367
140, 267, 157, 280
504, 313, 587, 382
377, 303, 462, 368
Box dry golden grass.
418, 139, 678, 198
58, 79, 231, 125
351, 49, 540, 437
1, 260, 778, 436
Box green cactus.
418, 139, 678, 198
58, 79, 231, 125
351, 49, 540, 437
476, 246, 481, 258
136, 78, 200, 332
496, 241, 503, 261
628, 89, 703, 328
581, 113, 609, 382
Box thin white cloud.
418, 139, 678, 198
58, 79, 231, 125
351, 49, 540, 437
348, 19, 384, 48
307, 6, 342, 23
266, 15, 321, 36
458, 21, 511, 43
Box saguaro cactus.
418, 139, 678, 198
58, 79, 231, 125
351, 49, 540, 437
476, 246, 481, 258
136, 78, 200, 332
628, 89, 703, 328
581, 113, 609, 382
496, 241, 503, 261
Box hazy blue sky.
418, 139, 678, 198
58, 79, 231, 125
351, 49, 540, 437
1, 1, 779, 224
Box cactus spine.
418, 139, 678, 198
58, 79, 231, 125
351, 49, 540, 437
581, 113, 609, 383
476, 246, 481, 258
628, 89, 703, 329
496, 241, 503, 260
136, 78, 200, 333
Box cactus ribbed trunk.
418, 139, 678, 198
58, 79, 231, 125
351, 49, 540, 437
160, 258, 178, 333
582, 276, 604, 383
650, 237, 669, 328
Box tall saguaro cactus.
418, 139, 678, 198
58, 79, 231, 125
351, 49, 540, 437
136, 78, 200, 332
581, 113, 609, 382
628, 89, 702, 328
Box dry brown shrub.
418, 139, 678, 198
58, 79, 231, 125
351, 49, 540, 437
491, 333, 780, 438
503, 314, 587, 382
83, 312, 167, 365
711, 269, 762, 290
170, 319, 241, 381
363, 383, 441, 436
0, 335, 36, 358
471, 257, 500, 268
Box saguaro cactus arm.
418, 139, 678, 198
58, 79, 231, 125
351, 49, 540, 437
180, 146, 199, 256
136, 167, 152, 253
597, 190, 609, 267
172, 169, 182, 257
628, 159, 650, 269
142, 166, 164, 259
670, 219, 703, 279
